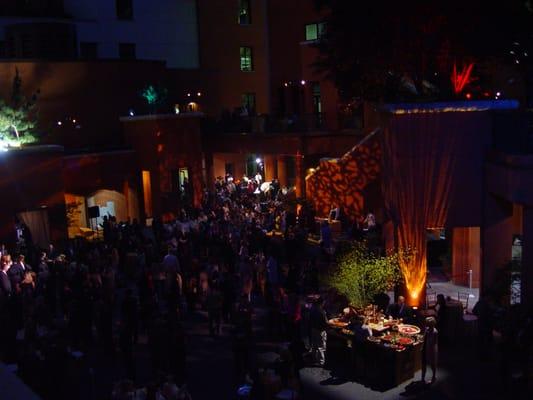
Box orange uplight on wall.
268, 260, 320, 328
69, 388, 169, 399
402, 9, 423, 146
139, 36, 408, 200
383, 112, 462, 307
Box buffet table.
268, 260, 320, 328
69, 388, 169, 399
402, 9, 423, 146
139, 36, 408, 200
325, 320, 423, 390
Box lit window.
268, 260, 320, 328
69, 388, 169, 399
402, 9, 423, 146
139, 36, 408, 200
240, 46, 253, 71
305, 22, 326, 41
116, 0, 133, 20
242, 93, 256, 111
238, 0, 251, 25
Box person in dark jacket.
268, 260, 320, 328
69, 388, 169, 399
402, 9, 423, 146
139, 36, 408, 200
8, 255, 29, 293
387, 295, 411, 319
0, 255, 12, 302
309, 297, 328, 366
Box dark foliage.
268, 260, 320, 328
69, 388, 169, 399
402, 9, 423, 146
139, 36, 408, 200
313, 0, 533, 102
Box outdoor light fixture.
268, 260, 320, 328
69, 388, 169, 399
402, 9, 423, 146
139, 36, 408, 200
255, 157, 261, 164
129, 109, 135, 116
197, 92, 202, 96
72, 119, 76, 124
284, 82, 288, 87
187, 93, 191, 97
57, 121, 62, 126
301, 80, 306, 85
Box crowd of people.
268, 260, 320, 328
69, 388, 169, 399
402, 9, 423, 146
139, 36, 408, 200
1, 172, 532, 398
0, 173, 325, 400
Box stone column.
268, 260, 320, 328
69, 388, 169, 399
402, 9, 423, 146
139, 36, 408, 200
295, 153, 305, 198
123, 179, 130, 221
264, 155, 276, 182
277, 156, 287, 187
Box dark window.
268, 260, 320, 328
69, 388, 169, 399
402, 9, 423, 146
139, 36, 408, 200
240, 46, 253, 71
242, 92, 256, 111
305, 22, 326, 41
0, 41, 5, 58
116, 0, 133, 20
79, 42, 98, 59
312, 82, 322, 113
119, 43, 136, 60
238, 0, 251, 25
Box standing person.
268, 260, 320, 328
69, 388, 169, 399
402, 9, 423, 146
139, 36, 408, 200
266, 254, 279, 287
472, 293, 495, 360
0, 255, 12, 299
121, 289, 139, 345
207, 283, 223, 336
163, 246, 180, 274
254, 171, 263, 185
0, 255, 14, 361
421, 317, 438, 384
309, 297, 328, 367
8, 254, 27, 294
319, 220, 332, 259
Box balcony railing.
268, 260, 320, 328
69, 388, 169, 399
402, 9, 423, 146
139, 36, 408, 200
202, 113, 328, 134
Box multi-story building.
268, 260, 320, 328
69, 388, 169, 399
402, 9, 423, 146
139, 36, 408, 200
0, 0, 199, 68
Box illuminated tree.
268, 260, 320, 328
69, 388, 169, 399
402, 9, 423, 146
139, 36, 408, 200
140, 84, 168, 114
327, 242, 405, 308
0, 68, 39, 146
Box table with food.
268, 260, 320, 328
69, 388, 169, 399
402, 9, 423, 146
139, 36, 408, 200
324, 304, 424, 390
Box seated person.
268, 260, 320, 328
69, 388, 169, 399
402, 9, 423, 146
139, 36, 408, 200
363, 211, 376, 230
386, 295, 411, 320
329, 205, 340, 221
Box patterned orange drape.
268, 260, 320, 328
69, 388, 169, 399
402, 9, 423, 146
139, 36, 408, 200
382, 112, 462, 303
306, 130, 381, 222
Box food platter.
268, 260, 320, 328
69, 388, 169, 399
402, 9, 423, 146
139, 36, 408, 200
380, 334, 414, 346
397, 336, 415, 346
397, 324, 421, 335
381, 334, 394, 342
328, 318, 349, 328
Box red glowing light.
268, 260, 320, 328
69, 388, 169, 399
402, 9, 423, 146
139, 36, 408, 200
465, 93, 472, 99
451, 62, 474, 94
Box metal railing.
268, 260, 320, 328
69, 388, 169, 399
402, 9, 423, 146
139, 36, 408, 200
202, 113, 329, 134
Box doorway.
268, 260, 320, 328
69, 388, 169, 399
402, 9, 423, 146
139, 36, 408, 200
426, 228, 450, 283
17, 208, 50, 249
